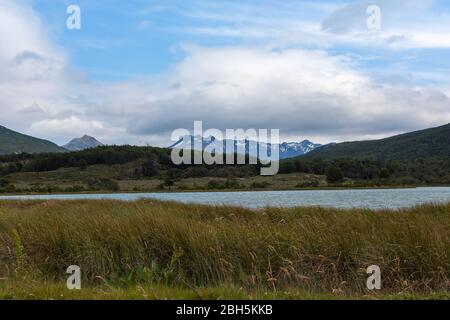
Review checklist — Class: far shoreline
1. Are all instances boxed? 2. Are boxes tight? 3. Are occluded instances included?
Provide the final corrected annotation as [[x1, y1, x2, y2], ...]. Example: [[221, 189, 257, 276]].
[[1, 184, 449, 198]]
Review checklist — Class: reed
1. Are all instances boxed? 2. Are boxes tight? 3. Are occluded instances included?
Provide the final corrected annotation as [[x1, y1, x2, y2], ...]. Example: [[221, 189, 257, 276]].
[[0, 200, 448, 298]]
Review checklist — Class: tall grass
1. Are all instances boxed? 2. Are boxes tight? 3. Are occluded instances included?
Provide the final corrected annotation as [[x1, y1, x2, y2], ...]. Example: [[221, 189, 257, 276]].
[[0, 200, 448, 296]]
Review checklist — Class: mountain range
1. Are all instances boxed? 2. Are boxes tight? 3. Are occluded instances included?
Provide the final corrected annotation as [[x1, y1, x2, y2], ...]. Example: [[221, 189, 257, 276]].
[[279, 140, 322, 159], [170, 135, 322, 159], [0, 126, 104, 155], [1, 123, 450, 161]]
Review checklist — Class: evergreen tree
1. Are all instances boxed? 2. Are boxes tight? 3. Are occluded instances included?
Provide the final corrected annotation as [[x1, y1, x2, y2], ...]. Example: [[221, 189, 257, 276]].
[[326, 166, 344, 183]]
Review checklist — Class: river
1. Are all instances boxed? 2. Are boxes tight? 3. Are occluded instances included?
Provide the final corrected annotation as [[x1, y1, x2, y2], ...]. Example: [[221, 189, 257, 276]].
[[1, 187, 450, 209]]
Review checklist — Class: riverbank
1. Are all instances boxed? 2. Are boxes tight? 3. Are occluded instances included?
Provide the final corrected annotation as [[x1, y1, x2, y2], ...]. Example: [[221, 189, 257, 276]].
[[0, 199, 448, 300], [1, 187, 450, 210], [4, 168, 441, 195], [0, 184, 421, 196]]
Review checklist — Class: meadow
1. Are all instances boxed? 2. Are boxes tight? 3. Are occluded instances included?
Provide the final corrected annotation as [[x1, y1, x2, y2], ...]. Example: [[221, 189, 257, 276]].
[[0, 199, 448, 300]]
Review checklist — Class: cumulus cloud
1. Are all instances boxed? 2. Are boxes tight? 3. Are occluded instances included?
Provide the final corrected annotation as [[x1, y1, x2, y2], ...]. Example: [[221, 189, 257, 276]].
[[0, 0, 124, 144], [118, 46, 450, 143], [0, 0, 449, 147], [0, 1, 71, 134]]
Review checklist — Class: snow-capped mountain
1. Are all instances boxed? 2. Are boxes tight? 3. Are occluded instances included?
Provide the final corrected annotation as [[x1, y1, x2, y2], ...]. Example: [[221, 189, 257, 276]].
[[63, 135, 104, 151], [279, 140, 322, 159], [169, 135, 217, 150], [170, 136, 321, 160]]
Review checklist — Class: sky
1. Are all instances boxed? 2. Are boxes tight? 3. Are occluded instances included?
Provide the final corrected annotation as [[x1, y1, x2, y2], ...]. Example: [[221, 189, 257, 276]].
[[1, 0, 450, 146]]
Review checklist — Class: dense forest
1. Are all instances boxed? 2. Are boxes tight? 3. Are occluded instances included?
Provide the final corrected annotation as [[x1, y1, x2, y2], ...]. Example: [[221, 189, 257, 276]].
[[279, 157, 450, 185], [0, 144, 449, 193], [0, 146, 260, 179], [1, 123, 450, 192], [305, 123, 450, 161]]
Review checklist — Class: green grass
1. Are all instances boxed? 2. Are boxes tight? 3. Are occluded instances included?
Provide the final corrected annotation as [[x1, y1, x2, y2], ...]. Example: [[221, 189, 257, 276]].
[[0, 280, 448, 300], [2, 168, 424, 194], [0, 200, 448, 300]]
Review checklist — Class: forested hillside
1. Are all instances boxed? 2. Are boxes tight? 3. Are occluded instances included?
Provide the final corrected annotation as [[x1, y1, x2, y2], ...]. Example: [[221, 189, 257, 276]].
[[1, 123, 450, 193], [0, 125, 66, 155], [304, 123, 450, 160]]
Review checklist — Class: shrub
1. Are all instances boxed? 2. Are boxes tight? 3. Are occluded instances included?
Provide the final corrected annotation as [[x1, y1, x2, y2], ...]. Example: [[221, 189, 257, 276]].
[[88, 178, 120, 192], [326, 166, 344, 183]]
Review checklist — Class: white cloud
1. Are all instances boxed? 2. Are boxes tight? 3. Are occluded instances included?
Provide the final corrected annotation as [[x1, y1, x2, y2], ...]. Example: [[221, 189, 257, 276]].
[[160, 0, 450, 50], [120, 46, 450, 143], [0, 1, 125, 145], [29, 116, 103, 137], [319, 0, 450, 49], [0, 0, 450, 148]]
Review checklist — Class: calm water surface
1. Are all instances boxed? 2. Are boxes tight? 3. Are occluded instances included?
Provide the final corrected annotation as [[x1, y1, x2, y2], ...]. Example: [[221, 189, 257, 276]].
[[1, 187, 450, 209]]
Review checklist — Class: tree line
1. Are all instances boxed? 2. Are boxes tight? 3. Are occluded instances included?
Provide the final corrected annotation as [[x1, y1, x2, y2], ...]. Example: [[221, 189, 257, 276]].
[[280, 157, 450, 185], [1, 146, 449, 185]]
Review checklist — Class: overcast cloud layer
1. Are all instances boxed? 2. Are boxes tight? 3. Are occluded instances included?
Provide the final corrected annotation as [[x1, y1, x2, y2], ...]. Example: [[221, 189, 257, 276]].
[[0, 0, 449, 146]]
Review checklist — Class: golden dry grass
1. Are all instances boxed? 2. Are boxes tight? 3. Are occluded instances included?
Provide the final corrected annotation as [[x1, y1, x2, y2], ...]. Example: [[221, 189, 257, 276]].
[[0, 199, 448, 299]]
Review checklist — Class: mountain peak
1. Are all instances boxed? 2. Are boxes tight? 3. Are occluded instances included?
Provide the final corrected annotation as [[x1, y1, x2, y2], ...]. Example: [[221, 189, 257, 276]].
[[63, 135, 104, 151], [170, 135, 321, 160]]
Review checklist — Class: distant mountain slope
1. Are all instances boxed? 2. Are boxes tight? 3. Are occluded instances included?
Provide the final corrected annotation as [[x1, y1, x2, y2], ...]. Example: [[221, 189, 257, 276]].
[[279, 140, 322, 159], [304, 123, 450, 160], [170, 136, 321, 160], [63, 135, 104, 151], [0, 125, 66, 155]]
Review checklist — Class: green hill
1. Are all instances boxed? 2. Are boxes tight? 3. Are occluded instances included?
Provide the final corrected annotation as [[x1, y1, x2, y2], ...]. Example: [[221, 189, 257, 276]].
[[304, 123, 450, 160], [0, 125, 66, 155]]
